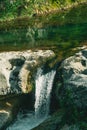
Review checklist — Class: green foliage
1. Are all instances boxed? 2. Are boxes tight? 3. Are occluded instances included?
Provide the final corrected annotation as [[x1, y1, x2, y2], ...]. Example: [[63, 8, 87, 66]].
[[51, 0, 84, 4], [0, 0, 86, 20], [79, 122, 87, 130]]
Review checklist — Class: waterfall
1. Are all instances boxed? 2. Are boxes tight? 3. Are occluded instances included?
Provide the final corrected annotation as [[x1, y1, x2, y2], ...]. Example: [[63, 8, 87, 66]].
[[35, 67, 56, 119], [7, 67, 56, 130]]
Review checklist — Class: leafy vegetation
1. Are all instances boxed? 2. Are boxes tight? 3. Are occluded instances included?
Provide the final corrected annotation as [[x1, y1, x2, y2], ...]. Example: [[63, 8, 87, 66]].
[[0, 1, 87, 31], [0, 0, 86, 20]]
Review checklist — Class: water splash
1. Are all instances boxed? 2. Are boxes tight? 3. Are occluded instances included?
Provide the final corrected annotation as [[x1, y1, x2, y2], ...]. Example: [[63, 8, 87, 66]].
[[7, 67, 56, 130]]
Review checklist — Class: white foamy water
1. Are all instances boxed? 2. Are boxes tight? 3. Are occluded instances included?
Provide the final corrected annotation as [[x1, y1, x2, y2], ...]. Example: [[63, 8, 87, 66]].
[[7, 67, 56, 130], [35, 67, 56, 119]]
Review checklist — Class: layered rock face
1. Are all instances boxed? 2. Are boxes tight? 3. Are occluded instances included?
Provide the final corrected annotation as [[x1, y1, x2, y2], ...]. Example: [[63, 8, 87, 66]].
[[0, 50, 55, 96]]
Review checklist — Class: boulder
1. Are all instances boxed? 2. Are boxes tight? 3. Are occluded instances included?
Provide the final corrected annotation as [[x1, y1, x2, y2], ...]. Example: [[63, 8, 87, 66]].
[[61, 50, 87, 110], [53, 49, 87, 126], [0, 50, 55, 96]]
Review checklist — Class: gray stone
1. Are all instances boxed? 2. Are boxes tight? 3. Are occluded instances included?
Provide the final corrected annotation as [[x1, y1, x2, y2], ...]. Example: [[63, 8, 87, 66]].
[[0, 50, 55, 96], [61, 49, 87, 110], [0, 72, 8, 95]]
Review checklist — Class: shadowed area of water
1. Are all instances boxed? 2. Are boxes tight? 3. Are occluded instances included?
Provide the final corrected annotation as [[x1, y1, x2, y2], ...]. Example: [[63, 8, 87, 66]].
[[0, 23, 87, 51]]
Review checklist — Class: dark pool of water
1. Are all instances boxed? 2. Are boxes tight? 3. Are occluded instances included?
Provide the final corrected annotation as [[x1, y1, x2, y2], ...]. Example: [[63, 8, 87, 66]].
[[0, 23, 87, 51]]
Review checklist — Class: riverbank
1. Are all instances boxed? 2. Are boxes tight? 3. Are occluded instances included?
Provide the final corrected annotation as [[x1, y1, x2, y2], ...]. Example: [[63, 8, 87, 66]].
[[0, 2, 87, 31]]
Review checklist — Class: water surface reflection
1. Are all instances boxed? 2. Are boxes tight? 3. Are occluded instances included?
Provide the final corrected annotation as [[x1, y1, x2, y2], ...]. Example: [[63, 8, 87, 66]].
[[0, 23, 87, 51]]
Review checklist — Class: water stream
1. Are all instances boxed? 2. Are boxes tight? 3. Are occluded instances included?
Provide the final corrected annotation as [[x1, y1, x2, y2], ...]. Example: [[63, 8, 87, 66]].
[[7, 67, 56, 130], [35, 67, 56, 119]]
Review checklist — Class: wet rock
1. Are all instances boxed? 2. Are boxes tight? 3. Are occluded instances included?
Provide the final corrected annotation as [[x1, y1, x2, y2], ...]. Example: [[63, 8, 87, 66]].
[[61, 49, 87, 110], [0, 109, 11, 130], [0, 72, 7, 95], [60, 124, 80, 130], [56, 49, 87, 124], [32, 110, 64, 130], [0, 50, 55, 96], [0, 95, 24, 130]]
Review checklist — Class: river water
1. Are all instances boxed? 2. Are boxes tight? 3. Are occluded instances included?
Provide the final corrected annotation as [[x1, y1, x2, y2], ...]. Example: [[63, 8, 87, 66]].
[[0, 23, 87, 51]]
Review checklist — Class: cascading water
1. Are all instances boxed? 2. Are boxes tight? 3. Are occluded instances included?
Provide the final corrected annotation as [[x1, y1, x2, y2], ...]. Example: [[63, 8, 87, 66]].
[[35, 67, 56, 119], [7, 67, 56, 130]]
